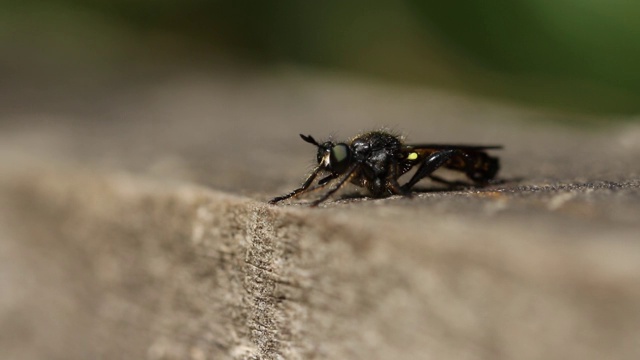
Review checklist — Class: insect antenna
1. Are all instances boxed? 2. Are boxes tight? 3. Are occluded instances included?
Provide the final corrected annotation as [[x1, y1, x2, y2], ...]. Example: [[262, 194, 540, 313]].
[[300, 134, 320, 146]]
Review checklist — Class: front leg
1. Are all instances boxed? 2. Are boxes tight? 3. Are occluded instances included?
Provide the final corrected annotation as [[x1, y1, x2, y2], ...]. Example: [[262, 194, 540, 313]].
[[317, 174, 337, 186], [269, 166, 322, 204], [310, 165, 359, 206]]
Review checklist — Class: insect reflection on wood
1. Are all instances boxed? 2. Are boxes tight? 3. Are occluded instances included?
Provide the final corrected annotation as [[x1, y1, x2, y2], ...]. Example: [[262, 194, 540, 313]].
[[269, 130, 502, 206]]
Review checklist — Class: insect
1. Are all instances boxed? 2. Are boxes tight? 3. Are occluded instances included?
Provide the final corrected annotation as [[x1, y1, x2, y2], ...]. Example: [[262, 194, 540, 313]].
[[269, 130, 501, 206]]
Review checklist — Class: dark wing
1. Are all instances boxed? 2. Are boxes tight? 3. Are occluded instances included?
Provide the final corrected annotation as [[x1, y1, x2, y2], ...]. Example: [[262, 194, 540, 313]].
[[405, 144, 502, 150], [399, 144, 502, 180]]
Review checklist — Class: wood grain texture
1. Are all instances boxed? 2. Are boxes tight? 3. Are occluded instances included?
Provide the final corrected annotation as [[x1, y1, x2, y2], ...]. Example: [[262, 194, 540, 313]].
[[2, 70, 640, 359]]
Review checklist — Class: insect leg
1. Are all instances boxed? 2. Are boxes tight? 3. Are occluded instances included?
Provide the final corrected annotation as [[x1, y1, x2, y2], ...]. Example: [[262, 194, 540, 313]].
[[310, 165, 359, 206], [317, 174, 337, 186], [387, 162, 410, 196], [388, 178, 408, 196], [303, 174, 338, 194], [269, 166, 322, 204], [401, 150, 461, 191]]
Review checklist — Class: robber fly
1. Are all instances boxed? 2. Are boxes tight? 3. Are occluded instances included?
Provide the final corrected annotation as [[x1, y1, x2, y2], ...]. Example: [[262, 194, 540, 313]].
[[269, 130, 501, 206]]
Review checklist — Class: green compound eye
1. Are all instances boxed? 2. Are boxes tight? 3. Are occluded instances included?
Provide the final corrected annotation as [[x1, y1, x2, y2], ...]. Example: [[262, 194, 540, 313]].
[[328, 143, 351, 173], [331, 144, 349, 163]]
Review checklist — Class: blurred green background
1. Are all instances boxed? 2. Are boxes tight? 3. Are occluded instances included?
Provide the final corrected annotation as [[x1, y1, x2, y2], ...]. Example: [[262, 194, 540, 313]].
[[3, 0, 640, 115]]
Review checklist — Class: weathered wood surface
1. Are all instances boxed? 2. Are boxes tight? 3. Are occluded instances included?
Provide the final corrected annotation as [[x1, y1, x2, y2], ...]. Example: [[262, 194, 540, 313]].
[[1, 71, 640, 359]]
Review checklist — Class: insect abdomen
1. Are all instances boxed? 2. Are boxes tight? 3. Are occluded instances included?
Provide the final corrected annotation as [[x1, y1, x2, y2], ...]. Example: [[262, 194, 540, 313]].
[[445, 151, 500, 182]]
